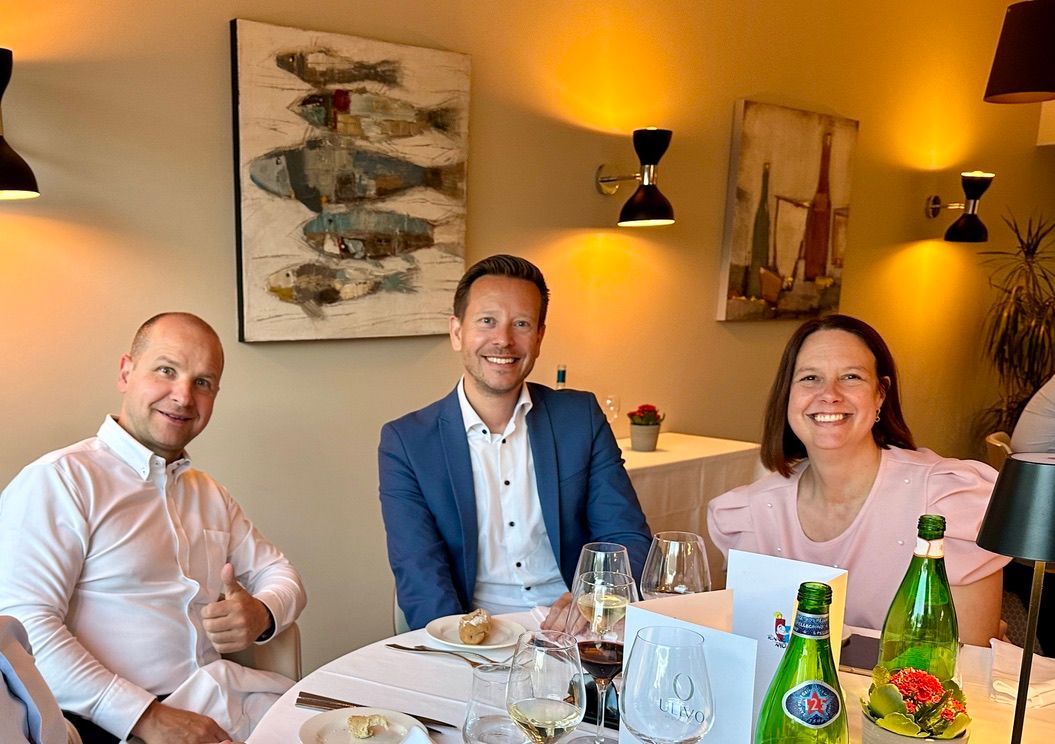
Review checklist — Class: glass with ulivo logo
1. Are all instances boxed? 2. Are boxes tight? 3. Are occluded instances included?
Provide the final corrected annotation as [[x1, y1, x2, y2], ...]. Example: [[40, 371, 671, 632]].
[[878, 514, 960, 682], [755, 581, 848, 743]]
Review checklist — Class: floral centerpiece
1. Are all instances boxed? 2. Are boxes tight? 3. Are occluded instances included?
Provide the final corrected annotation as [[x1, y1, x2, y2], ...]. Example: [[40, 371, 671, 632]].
[[627, 404, 664, 451], [862, 666, 970, 740], [627, 404, 665, 426]]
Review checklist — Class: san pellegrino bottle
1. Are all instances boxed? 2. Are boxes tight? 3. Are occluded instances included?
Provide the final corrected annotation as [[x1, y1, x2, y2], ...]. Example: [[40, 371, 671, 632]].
[[755, 582, 847, 743], [878, 514, 959, 681]]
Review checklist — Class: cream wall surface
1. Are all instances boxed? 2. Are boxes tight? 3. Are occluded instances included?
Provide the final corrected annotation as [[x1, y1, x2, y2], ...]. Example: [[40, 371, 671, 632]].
[[1, 0, 1053, 672]]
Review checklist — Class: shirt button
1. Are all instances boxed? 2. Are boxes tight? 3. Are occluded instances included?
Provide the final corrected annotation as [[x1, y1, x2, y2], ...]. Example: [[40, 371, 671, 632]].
[[525, 586, 532, 591], [509, 521, 515, 527], [897, 539, 905, 545], [776, 547, 783, 552], [904, 478, 910, 484], [504, 480, 510, 486], [766, 503, 773, 508], [482, 430, 488, 435], [516, 561, 522, 568], [502, 439, 507, 444]]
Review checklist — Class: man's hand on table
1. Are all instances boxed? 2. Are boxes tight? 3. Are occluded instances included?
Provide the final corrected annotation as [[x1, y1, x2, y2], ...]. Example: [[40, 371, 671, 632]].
[[130, 700, 230, 743], [540, 592, 587, 635], [201, 562, 270, 653]]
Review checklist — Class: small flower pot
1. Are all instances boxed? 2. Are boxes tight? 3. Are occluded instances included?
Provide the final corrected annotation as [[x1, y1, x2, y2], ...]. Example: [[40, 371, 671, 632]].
[[630, 424, 661, 452], [861, 712, 968, 743]]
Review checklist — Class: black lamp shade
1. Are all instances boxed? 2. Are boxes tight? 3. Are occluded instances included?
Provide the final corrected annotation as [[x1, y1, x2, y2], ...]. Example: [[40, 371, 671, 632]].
[[961, 172, 994, 201], [984, 0, 1055, 103], [977, 453, 1055, 562], [943, 214, 988, 242], [618, 184, 674, 227], [0, 48, 39, 200], [632, 128, 672, 166]]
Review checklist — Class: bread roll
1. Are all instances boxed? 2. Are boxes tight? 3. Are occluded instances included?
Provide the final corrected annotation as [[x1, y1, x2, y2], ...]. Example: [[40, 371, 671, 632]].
[[458, 607, 492, 645], [347, 714, 387, 738]]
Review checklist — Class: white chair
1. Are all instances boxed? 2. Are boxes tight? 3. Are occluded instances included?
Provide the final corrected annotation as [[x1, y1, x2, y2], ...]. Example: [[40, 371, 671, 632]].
[[985, 431, 1013, 471], [393, 593, 410, 635], [224, 621, 302, 681]]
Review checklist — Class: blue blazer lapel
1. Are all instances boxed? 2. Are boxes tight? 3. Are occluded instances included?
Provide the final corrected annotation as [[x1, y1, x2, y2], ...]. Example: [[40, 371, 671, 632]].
[[527, 384, 562, 569], [438, 387, 479, 595]]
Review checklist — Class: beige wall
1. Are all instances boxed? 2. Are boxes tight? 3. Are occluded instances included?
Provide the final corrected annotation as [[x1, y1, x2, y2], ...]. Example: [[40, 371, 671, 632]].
[[2, 0, 1053, 671]]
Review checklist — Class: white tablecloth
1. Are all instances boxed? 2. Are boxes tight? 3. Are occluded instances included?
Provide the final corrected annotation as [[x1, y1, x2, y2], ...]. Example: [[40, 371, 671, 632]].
[[617, 432, 766, 585], [247, 613, 1055, 743]]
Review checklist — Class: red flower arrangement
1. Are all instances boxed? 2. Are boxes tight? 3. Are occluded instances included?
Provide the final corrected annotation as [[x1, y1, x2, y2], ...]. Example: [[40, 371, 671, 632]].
[[862, 666, 970, 739], [627, 404, 665, 426]]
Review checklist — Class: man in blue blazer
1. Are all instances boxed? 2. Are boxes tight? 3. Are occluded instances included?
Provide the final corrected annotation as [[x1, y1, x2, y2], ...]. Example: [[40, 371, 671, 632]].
[[379, 255, 651, 630]]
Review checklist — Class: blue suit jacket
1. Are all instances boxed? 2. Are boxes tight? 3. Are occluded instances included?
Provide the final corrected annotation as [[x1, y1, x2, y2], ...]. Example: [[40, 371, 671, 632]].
[[379, 383, 652, 629]]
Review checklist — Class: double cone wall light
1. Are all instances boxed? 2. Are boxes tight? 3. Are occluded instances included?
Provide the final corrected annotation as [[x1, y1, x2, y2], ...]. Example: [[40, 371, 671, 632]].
[[0, 48, 39, 200], [925, 171, 995, 243], [595, 127, 674, 227]]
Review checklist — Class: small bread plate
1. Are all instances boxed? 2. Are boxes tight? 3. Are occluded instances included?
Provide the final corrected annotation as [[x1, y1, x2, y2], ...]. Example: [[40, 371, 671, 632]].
[[299, 706, 427, 744], [425, 614, 527, 650]]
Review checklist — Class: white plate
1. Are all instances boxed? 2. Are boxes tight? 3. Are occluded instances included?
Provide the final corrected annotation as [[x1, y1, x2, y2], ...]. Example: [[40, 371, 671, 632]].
[[425, 614, 527, 650], [298, 707, 427, 744]]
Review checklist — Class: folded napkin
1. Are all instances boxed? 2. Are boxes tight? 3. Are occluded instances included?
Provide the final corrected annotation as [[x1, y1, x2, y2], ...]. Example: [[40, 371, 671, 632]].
[[990, 638, 1055, 707], [404, 724, 435, 744]]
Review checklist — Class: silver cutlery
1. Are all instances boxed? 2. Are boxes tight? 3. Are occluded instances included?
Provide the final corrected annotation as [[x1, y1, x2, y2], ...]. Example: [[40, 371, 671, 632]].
[[295, 691, 456, 731], [385, 642, 490, 667]]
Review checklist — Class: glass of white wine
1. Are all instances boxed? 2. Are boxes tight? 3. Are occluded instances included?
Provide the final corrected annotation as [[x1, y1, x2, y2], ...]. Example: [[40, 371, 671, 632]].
[[506, 630, 586, 744], [620, 626, 714, 744], [565, 571, 634, 744], [639, 531, 711, 600]]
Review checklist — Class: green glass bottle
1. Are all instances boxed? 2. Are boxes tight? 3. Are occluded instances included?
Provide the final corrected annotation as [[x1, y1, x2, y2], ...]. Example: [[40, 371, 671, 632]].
[[755, 582, 848, 744], [878, 514, 959, 680]]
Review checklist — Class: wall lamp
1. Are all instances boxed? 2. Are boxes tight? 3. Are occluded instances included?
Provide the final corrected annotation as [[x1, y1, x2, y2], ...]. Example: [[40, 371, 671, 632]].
[[984, 0, 1055, 103], [595, 127, 674, 227], [925, 171, 995, 243], [0, 48, 40, 200]]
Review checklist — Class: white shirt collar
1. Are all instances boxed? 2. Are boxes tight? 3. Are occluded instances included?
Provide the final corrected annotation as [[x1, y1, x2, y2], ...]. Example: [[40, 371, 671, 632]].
[[456, 378, 533, 435], [97, 415, 191, 479]]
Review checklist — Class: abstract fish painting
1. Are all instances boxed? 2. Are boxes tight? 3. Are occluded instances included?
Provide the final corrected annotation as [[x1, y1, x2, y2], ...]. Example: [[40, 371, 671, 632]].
[[231, 19, 469, 341]]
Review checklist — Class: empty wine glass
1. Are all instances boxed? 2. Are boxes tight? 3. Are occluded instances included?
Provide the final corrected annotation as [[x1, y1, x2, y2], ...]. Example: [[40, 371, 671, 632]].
[[639, 532, 711, 600], [620, 626, 715, 744], [602, 394, 621, 425], [506, 630, 586, 744], [574, 542, 640, 601], [565, 571, 634, 744], [464, 663, 529, 744]]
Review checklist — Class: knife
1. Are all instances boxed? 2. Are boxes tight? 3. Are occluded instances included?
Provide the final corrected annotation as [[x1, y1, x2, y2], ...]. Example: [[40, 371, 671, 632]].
[[295, 692, 458, 730]]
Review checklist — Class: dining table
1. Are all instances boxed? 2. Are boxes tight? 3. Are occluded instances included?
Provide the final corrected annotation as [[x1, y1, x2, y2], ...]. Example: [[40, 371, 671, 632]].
[[616, 432, 766, 586], [246, 612, 1055, 743]]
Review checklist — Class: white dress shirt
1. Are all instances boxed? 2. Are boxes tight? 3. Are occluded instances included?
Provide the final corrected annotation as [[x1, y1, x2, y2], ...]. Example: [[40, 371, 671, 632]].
[[458, 380, 566, 614], [0, 416, 306, 740]]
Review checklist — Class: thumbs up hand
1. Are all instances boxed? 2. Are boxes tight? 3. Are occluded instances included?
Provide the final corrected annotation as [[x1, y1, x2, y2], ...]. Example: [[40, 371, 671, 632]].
[[201, 563, 270, 654]]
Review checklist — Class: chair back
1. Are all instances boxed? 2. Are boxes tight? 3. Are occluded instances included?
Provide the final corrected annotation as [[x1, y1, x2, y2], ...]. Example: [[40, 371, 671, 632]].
[[985, 431, 1013, 471], [393, 592, 410, 635], [224, 621, 302, 681]]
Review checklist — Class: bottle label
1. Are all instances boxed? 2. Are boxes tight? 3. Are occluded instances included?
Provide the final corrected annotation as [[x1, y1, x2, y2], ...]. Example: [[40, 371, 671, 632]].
[[780, 680, 841, 729], [915, 537, 945, 558], [792, 611, 829, 639]]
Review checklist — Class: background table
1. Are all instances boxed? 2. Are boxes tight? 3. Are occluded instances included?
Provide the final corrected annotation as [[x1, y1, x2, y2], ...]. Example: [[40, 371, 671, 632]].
[[248, 614, 1055, 743], [617, 432, 766, 586]]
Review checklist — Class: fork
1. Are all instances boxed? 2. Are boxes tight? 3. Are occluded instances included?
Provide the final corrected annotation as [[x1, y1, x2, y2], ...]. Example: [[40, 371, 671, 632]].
[[295, 691, 455, 732], [385, 643, 489, 666]]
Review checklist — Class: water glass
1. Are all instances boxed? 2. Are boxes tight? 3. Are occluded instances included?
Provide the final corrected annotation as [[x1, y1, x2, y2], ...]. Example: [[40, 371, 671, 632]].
[[639, 532, 711, 600], [620, 626, 715, 744], [464, 663, 529, 744], [602, 394, 621, 425]]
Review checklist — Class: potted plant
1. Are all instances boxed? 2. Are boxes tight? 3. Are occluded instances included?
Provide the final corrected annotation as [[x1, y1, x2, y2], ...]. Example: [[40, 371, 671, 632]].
[[627, 404, 664, 452], [861, 666, 970, 742], [977, 213, 1055, 436]]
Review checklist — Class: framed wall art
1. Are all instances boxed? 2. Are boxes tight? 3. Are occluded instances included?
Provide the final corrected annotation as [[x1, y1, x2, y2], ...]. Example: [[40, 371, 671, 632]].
[[231, 19, 470, 341], [717, 100, 858, 321]]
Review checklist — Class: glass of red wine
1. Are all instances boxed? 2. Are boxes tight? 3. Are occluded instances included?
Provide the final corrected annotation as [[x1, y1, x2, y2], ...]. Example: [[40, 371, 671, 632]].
[[565, 570, 634, 744]]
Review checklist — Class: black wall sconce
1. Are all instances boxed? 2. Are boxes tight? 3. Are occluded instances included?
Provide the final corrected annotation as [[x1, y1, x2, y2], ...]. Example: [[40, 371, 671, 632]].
[[0, 48, 39, 200], [595, 128, 674, 227], [925, 171, 995, 242]]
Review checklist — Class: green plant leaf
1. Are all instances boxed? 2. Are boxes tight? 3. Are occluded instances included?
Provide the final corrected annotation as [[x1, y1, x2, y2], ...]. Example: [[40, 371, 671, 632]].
[[877, 712, 923, 736], [868, 683, 908, 718], [936, 713, 971, 739]]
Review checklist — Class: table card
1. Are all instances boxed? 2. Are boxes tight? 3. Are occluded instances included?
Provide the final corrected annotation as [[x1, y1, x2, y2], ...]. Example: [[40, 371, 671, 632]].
[[620, 590, 756, 744], [726, 549, 848, 724]]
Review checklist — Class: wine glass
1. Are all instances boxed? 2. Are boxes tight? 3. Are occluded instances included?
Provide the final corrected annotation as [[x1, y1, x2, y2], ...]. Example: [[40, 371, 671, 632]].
[[464, 663, 529, 744], [565, 571, 635, 744], [602, 394, 621, 425], [620, 626, 715, 744], [574, 542, 640, 601], [639, 531, 711, 600], [506, 630, 586, 744]]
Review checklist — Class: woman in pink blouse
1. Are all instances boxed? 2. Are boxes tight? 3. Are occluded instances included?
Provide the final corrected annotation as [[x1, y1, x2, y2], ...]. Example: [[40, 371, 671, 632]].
[[707, 315, 1007, 645]]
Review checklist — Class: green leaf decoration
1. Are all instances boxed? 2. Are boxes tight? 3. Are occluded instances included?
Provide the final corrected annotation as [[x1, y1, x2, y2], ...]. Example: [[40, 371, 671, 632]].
[[943, 679, 968, 704], [877, 712, 923, 736], [869, 683, 909, 718], [937, 713, 971, 739], [872, 666, 892, 687]]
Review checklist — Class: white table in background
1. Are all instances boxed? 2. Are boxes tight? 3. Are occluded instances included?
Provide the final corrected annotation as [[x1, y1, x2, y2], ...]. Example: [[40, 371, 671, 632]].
[[247, 613, 1055, 743], [617, 432, 765, 584]]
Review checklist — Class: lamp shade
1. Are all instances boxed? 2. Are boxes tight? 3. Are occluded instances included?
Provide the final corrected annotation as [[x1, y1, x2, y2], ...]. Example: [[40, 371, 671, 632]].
[[618, 184, 674, 227], [632, 127, 672, 165], [984, 0, 1055, 103], [977, 453, 1055, 561], [0, 48, 39, 200]]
